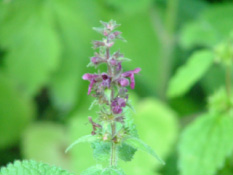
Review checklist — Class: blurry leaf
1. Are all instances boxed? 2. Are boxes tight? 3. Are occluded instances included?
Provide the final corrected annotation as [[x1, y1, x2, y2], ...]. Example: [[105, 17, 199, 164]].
[[66, 135, 98, 153], [0, 160, 73, 175], [178, 113, 233, 175], [49, 0, 97, 110], [178, 0, 208, 20], [124, 136, 165, 164], [0, 74, 34, 149], [120, 98, 178, 175], [113, 12, 161, 96], [0, 1, 61, 95], [200, 64, 225, 94], [81, 165, 102, 175], [101, 168, 125, 175], [167, 50, 214, 98], [118, 143, 137, 162], [180, 22, 217, 49], [21, 122, 71, 170], [106, 0, 152, 14], [81, 166, 125, 175], [208, 88, 233, 114], [180, 3, 233, 49], [68, 112, 96, 174]]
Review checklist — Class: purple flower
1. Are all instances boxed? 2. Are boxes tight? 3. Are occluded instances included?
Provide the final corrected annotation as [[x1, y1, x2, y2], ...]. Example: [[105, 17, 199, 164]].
[[121, 68, 141, 89], [118, 78, 129, 87], [101, 73, 111, 88], [111, 97, 126, 114], [82, 73, 99, 95]]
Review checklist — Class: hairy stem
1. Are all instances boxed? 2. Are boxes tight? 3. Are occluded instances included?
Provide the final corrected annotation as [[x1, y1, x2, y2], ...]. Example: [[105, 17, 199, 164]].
[[106, 43, 117, 167]]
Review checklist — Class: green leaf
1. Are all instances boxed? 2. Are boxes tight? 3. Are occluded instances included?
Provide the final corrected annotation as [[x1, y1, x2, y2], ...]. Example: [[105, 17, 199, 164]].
[[180, 3, 233, 49], [167, 50, 214, 98], [81, 165, 102, 175], [91, 141, 111, 163], [119, 98, 178, 175], [0, 74, 34, 149], [49, 0, 96, 110], [124, 136, 165, 165], [178, 113, 233, 175], [118, 143, 137, 162], [21, 122, 71, 170], [81, 166, 125, 175], [101, 168, 125, 175], [0, 1, 61, 96], [107, 0, 152, 14], [66, 135, 98, 153], [0, 160, 73, 175]]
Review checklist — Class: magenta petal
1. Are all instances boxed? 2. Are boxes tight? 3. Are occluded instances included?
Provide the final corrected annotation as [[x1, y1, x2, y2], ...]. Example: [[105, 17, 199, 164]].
[[133, 68, 141, 74], [88, 80, 95, 95], [82, 73, 90, 80], [119, 78, 129, 87], [129, 74, 135, 89]]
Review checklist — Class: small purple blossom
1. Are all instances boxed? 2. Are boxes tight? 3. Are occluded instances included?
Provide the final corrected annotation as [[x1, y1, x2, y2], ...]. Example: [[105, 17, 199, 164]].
[[82, 73, 99, 95], [83, 20, 141, 141], [101, 73, 111, 88], [118, 78, 129, 87], [111, 97, 126, 114], [121, 68, 141, 89]]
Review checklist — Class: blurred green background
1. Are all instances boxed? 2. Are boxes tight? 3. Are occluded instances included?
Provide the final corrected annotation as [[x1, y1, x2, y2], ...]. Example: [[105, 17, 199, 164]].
[[0, 0, 233, 175]]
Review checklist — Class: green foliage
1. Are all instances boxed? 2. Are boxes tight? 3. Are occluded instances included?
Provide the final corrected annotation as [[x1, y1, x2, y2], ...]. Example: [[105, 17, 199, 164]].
[[81, 165, 125, 175], [208, 88, 233, 114], [101, 168, 125, 175], [180, 3, 233, 49], [215, 35, 233, 66], [0, 160, 73, 175], [92, 141, 111, 163], [167, 50, 214, 98], [178, 113, 233, 175], [0, 1, 61, 96], [66, 135, 98, 153], [106, 0, 152, 14], [117, 143, 136, 162], [0, 74, 34, 149], [124, 136, 165, 165], [81, 165, 103, 175], [120, 98, 178, 175], [21, 122, 70, 170]]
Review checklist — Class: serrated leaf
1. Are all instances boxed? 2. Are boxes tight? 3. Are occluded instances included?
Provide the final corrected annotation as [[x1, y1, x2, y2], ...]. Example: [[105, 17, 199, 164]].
[[91, 141, 111, 163], [81, 165, 102, 175], [66, 135, 98, 153], [167, 50, 214, 98], [124, 136, 165, 165], [118, 143, 137, 162], [0, 74, 34, 149], [0, 160, 73, 175], [178, 113, 233, 175], [21, 122, 70, 170]]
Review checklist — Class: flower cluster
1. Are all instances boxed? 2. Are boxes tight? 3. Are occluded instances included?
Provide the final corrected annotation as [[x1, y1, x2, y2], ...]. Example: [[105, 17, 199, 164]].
[[82, 20, 141, 166]]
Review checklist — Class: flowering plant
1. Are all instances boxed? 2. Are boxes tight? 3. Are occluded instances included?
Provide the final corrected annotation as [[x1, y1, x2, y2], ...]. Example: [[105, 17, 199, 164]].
[[66, 20, 164, 174]]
